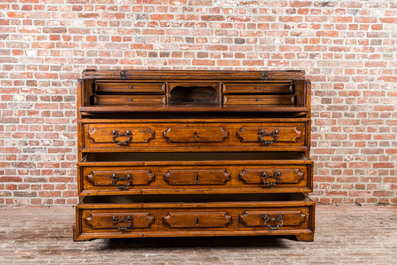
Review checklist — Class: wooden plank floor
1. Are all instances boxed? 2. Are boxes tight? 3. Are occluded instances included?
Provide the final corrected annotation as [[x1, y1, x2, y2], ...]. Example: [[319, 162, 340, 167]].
[[0, 205, 396, 264]]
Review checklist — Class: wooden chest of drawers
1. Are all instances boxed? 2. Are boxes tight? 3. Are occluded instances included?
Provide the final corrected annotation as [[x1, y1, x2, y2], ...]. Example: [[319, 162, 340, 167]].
[[73, 70, 315, 242]]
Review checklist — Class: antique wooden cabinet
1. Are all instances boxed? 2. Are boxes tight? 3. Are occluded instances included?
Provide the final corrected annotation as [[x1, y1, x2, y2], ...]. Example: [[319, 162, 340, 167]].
[[73, 70, 315, 241]]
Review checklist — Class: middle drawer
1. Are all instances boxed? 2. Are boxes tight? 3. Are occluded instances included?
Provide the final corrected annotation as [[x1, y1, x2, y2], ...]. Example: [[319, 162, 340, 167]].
[[78, 152, 313, 196]]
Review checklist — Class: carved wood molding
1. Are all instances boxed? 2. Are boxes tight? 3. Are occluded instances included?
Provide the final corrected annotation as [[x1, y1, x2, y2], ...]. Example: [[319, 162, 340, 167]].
[[163, 169, 231, 185], [85, 212, 155, 230], [236, 126, 302, 143], [162, 127, 229, 143], [163, 212, 232, 228], [239, 211, 306, 227], [238, 168, 305, 185], [86, 170, 155, 187], [88, 127, 155, 144]]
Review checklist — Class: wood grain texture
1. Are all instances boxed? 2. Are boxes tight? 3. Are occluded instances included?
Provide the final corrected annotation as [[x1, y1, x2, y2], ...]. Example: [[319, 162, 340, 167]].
[[85, 212, 155, 230], [240, 210, 307, 227], [163, 169, 231, 185], [163, 212, 232, 228]]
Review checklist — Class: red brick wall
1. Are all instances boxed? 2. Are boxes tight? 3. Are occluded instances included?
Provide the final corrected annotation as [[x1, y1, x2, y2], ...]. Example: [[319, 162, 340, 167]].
[[1, 0, 396, 205]]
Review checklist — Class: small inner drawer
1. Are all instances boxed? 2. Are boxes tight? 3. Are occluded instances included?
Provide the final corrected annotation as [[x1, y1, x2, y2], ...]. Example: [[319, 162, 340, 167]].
[[223, 82, 293, 94], [95, 81, 166, 94], [94, 95, 165, 105], [223, 95, 295, 105]]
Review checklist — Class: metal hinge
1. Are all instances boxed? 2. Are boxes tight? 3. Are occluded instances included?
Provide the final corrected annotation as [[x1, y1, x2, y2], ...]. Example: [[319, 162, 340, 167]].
[[120, 70, 127, 80], [82, 69, 96, 74]]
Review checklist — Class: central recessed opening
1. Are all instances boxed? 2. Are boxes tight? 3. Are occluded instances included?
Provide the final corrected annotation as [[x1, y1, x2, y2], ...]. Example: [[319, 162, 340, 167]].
[[169, 85, 218, 105]]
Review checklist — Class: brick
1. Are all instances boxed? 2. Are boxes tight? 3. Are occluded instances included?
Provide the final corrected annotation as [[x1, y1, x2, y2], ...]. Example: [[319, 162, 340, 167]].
[[201, 15, 224, 21], [151, 14, 174, 20], [373, 163, 395, 169]]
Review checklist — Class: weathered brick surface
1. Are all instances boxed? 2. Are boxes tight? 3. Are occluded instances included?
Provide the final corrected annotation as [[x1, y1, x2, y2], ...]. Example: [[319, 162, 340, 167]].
[[0, 205, 396, 264], [0, 0, 396, 205]]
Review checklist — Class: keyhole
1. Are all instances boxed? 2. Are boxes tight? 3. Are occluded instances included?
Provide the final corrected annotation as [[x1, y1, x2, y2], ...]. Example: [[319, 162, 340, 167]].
[[196, 174, 199, 183], [196, 218, 199, 225]]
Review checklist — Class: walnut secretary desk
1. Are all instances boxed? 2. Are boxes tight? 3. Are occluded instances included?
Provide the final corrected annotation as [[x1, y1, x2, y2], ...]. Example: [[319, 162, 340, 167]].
[[73, 70, 315, 242]]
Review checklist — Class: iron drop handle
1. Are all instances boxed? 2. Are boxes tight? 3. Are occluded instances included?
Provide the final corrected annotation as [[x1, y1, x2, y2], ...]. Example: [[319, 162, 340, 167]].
[[260, 171, 281, 188], [112, 130, 132, 145], [112, 173, 132, 190], [112, 216, 133, 232], [263, 214, 283, 230], [258, 129, 279, 144]]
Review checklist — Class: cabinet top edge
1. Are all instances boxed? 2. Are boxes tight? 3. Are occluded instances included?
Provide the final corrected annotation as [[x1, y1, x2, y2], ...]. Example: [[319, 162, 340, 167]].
[[82, 69, 306, 80]]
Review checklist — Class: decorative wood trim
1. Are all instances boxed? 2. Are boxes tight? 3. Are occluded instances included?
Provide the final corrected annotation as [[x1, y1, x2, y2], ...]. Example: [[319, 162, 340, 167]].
[[163, 169, 231, 185], [163, 212, 232, 228], [236, 126, 302, 144], [162, 127, 229, 143], [82, 70, 305, 80], [85, 212, 155, 230], [87, 127, 155, 144], [239, 210, 306, 227]]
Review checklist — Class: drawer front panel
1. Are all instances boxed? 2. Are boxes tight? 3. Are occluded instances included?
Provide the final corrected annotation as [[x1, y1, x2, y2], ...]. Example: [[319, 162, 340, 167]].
[[85, 212, 155, 231], [224, 95, 295, 105], [240, 210, 306, 227], [238, 166, 306, 187], [95, 82, 166, 94], [83, 121, 307, 152], [78, 204, 314, 235], [237, 126, 302, 144], [94, 95, 165, 105], [163, 127, 229, 143], [87, 126, 155, 144], [163, 212, 232, 228], [79, 163, 312, 195], [85, 169, 155, 190], [223, 82, 293, 94], [164, 169, 231, 185]]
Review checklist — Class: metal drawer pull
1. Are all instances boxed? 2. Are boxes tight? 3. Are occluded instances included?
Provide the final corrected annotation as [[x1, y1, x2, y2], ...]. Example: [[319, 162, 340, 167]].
[[263, 214, 283, 230], [112, 173, 132, 190], [112, 216, 133, 231], [260, 171, 281, 187], [258, 129, 279, 144], [112, 130, 132, 145]]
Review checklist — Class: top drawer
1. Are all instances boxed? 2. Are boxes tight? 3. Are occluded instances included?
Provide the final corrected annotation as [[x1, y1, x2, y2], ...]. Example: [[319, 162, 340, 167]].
[[81, 119, 309, 153], [223, 82, 293, 94], [95, 81, 166, 94]]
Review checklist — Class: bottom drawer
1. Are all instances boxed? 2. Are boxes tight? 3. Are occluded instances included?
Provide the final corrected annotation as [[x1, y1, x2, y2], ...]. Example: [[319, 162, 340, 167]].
[[74, 194, 315, 242]]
